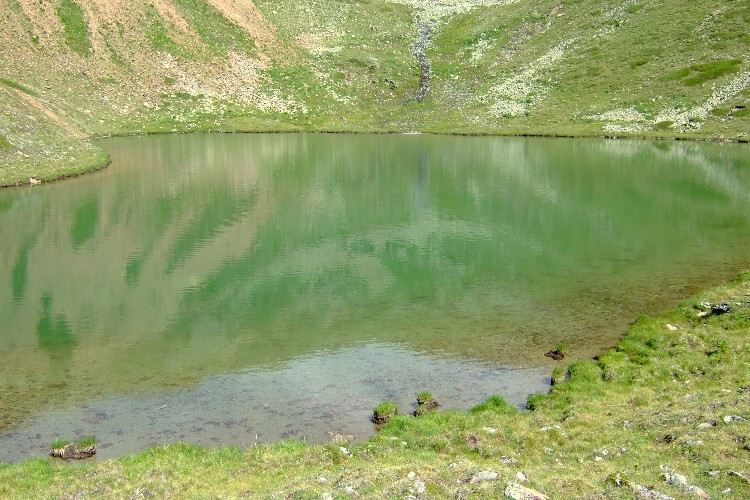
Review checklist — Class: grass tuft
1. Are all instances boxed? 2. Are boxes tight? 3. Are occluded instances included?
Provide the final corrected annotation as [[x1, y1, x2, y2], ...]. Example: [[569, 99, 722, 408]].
[[75, 436, 96, 449], [49, 439, 70, 450], [372, 401, 398, 424]]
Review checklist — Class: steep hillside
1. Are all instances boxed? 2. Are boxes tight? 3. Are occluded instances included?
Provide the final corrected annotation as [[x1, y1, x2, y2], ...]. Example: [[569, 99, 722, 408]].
[[1, 0, 749, 186]]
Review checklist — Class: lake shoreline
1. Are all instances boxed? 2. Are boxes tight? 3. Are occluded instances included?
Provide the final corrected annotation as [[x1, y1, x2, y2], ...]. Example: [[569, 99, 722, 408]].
[[2, 272, 748, 497], [2, 127, 748, 189]]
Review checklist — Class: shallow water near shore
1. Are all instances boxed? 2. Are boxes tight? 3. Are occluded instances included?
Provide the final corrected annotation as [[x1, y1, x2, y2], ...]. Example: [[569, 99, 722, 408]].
[[1, 134, 749, 462]]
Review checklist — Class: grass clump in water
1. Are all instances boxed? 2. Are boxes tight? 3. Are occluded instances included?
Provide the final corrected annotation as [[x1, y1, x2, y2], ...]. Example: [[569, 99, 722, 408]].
[[372, 401, 398, 424], [49, 439, 71, 451], [414, 391, 440, 416], [75, 436, 96, 450]]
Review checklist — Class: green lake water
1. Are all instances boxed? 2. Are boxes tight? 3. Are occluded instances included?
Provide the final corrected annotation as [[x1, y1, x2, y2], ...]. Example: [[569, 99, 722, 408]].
[[1, 134, 749, 461]]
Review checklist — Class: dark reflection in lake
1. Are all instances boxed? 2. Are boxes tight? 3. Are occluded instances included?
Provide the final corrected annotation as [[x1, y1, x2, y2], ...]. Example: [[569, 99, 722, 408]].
[[1, 134, 749, 461]]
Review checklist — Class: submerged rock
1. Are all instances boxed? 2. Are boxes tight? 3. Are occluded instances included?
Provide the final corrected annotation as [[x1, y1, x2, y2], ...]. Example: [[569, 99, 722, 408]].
[[544, 349, 565, 361]]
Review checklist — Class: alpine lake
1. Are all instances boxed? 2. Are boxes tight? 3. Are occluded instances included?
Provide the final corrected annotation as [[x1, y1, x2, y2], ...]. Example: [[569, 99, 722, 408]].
[[1, 133, 749, 462]]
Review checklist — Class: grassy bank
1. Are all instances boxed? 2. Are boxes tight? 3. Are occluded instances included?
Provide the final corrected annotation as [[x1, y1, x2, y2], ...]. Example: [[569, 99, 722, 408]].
[[1, 273, 748, 498]]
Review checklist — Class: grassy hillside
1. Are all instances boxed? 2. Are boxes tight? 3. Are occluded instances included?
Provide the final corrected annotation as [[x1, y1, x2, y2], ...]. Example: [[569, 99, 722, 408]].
[[0, 0, 749, 185], [1, 272, 748, 497]]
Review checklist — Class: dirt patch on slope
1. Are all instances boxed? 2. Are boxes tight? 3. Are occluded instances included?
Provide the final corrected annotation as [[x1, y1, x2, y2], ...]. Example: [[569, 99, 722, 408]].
[[207, 0, 277, 48], [12, 89, 86, 138], [14, 0, 63, 46]]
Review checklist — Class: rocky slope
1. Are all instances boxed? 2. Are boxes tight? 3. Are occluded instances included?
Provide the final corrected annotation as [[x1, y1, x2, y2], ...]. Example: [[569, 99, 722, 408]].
[[1, 0, 749, 185]]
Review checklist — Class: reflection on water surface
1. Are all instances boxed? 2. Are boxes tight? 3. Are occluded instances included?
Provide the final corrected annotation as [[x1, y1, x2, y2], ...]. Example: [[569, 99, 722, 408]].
[[1, 134, 749, 461]]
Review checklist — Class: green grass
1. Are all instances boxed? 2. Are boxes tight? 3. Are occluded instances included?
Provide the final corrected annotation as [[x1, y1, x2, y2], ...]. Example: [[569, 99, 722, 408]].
[[49, 439, 71, 451], [0, 134, 11, 151], [663, 59, 743, 86], [373, 401, 399, 423], [0, 78, 38, 97], [75, 436, 96, 450], [56, 0, 92, 57], [416, 391, 434, 404]]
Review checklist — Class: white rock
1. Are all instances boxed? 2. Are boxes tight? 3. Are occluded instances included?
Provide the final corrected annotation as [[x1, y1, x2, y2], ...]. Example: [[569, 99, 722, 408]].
[[515, 471, 527, 482], [661, 467, 710, 499], [410, 480, 426, 494], [728, 470, 750, 484], [318, 476, 328, 483], [504, 481, 549, 500], [407, 471, 417, 480], [723, 415, 746, 423], [471, 470, 499, 483]]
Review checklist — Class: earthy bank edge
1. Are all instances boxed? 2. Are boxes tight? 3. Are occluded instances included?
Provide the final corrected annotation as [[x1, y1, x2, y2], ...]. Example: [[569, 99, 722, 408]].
[[1, 273, 748, 498], [3, 127, 749, 189]]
